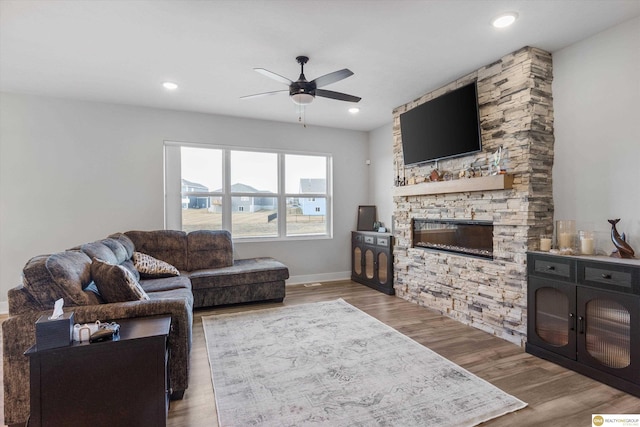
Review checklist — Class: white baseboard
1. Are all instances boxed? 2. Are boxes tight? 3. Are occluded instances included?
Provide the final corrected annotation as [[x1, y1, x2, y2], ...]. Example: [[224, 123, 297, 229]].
[[286, 271, 351, 286]]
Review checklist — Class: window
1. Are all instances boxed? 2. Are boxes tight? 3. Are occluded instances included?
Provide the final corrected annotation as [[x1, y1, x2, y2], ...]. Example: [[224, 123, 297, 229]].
[[285, 154, 327, 237], [179, 147, 222, 232], [165, 143, 331, 240]]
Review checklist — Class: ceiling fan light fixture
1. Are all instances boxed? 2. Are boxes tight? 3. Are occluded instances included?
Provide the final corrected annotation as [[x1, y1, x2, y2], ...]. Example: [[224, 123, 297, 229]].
[[291, 93, 314, 105], [348, 107, 360, 114]]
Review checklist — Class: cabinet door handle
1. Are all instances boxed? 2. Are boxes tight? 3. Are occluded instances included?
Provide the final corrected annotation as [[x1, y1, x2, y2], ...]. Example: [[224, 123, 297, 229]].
[[546, 265, 555, 271], [601, 273, 612, 279], [569, 313, 575, 331], [578, 316, 584, 334]]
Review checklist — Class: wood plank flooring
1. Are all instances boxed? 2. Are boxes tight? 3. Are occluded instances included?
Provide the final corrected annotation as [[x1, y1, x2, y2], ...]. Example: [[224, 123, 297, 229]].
[[2, 280, 638, 426], [167, 280, 640, 427]]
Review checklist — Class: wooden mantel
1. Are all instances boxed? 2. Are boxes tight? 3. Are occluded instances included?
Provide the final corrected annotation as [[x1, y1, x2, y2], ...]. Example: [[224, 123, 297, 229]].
[[393, 174, 514, 197]]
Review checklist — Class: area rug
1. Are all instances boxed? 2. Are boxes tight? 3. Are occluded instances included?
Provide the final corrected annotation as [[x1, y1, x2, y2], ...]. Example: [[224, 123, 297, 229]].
[[202, 299, 526, 426]]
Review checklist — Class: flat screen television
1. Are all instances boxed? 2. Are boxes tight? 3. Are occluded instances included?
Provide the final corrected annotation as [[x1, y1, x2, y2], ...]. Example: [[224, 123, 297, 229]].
[[399, 81, 482, 166]]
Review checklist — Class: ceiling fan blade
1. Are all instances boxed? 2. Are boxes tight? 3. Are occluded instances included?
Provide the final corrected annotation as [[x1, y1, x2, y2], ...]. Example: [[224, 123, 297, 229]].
[[240, 90, 288, 100], [315, 89, 361, 103], [254, 68, 293, 85], [312, 69, 353, 88]]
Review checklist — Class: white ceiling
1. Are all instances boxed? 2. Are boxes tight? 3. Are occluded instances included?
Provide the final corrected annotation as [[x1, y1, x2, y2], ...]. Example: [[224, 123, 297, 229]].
[[1, 1, 639, 132]]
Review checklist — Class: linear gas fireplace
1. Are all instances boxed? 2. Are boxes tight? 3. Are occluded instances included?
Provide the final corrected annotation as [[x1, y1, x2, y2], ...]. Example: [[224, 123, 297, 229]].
[[412, 219, 494, 259]]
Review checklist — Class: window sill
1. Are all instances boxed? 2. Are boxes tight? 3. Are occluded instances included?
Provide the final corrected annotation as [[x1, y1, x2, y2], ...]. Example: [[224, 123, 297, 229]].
[[233, 234, 332, 244]]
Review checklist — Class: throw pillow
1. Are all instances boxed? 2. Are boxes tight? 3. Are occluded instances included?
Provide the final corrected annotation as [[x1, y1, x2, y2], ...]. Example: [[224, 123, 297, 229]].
[[133, 251, 180, 278], [90, 258, 150, 303]]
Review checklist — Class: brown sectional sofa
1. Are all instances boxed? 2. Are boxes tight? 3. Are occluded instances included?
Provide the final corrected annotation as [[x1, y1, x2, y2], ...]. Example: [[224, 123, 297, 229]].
[[3, 229, 289, 426]]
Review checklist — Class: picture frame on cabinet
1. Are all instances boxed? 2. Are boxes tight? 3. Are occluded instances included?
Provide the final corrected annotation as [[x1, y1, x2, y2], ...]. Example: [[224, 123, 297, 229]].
[[356, 205, 376, 231]]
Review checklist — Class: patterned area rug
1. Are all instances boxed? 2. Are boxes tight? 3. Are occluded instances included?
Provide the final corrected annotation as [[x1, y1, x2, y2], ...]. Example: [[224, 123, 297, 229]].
[[202, 299, 526, 426]]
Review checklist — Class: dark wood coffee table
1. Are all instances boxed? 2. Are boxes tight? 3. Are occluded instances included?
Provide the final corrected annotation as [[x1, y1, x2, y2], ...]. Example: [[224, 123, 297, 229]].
[[26, 315, 171, 427]]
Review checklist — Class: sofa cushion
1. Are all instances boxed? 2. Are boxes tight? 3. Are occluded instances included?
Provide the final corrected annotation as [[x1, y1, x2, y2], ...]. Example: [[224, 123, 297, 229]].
[[99, 238, 129, 264], [187, 257, 289, 290], [91, 258, 150, 303], [83, 281, 105, 303], [107, 232, 136, 258], [133, 252, 180, 278], [125, 230, 188, 271], [187, 230, 233, 271], [22, 251, 100, 309], [140, 275, 191, 293], [121, 259, 141, 281], [81, 241, 119, 265]]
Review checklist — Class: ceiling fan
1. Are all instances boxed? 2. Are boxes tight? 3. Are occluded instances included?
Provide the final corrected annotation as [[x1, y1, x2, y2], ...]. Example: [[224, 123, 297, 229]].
[[241, 56, 361, 106]]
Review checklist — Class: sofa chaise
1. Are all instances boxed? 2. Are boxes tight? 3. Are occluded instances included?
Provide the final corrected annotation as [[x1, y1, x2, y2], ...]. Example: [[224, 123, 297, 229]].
[[3, 229, 289, 426]]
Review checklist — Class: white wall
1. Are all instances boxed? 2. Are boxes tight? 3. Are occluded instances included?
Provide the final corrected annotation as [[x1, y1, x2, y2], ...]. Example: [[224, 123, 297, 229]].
[[368, 123, 394, 230], [553, 16, 640, 254], [0, 93, 370, 308]]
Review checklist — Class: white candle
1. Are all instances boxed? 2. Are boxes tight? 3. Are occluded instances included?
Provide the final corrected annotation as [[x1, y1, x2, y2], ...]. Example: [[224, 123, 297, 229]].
[[581, 237, 595, 255], [558, 232, 573, 249], [540, 238, 552, 252]]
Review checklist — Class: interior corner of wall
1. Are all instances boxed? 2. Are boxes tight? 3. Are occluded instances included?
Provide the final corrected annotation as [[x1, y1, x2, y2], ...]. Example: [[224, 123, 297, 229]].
[[0, 300, 8, 315]]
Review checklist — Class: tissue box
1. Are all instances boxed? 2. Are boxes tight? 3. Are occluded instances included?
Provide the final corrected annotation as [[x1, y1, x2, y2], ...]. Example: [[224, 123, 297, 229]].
[[35, 312, 74, 350]]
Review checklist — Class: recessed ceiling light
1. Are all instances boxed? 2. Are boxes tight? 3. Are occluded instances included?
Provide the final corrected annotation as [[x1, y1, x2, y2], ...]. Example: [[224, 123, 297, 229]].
[[492, 12, 518, 28], [348, 107, 360, 114], [162, 81, 178, 90]]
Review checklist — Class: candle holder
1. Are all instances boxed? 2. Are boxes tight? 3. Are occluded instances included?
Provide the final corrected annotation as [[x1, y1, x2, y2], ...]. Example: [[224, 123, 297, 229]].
[[540, 234, 552, 252], [395, 159, 407, 187], [556, 220, 576, 253], [579, 230, 595, 255]]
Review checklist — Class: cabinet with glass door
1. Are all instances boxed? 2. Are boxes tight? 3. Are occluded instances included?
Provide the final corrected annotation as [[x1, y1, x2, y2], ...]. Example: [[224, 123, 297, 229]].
[[351, 231, 394, 295], [527, 253, 640, 396]]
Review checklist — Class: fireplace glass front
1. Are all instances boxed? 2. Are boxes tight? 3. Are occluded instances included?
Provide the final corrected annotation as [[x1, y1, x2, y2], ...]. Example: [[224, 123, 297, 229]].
[[412, 219, 494, 259]]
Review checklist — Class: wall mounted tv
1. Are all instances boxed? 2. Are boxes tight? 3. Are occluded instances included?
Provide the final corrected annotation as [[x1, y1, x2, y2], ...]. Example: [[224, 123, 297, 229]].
[[400, 81, 482, 166]]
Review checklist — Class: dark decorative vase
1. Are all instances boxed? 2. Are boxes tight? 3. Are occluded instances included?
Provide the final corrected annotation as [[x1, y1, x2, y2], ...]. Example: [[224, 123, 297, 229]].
[[608, 219, 635, 259]]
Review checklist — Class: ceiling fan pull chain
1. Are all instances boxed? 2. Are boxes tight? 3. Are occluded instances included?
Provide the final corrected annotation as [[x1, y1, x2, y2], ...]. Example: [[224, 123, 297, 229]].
[[297, 105, 307, 128]]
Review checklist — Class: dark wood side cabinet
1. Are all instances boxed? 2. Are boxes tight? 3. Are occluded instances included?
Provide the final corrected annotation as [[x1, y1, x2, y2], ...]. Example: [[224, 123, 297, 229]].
[[352, 231, 394, 295], [26, 315, 171, 427], [526, 252, 640, 396]]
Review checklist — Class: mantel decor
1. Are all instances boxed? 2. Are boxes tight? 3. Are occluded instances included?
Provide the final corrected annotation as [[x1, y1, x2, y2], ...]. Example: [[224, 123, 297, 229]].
[[393, 174, 513, 197]]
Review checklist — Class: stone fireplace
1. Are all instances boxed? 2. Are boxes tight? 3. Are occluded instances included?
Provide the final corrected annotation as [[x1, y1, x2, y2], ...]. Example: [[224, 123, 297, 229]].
[[392, 47, 555, 346]]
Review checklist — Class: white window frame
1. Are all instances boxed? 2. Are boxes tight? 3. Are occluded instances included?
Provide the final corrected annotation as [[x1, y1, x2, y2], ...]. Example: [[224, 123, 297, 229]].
[[164, 141, 333, 241]]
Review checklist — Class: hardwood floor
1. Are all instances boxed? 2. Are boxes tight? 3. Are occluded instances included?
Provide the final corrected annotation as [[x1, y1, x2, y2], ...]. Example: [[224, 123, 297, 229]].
[[167, 280, 640, 427], [2, 281, 638, 426]]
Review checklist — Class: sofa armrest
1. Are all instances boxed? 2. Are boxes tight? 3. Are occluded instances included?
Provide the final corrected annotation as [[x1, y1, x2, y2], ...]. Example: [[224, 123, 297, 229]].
[[3, 299, 192, 426]]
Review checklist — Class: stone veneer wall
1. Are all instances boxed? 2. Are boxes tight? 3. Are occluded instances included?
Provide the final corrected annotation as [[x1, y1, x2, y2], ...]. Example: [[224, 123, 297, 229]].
[[392, 47, 554, 346]]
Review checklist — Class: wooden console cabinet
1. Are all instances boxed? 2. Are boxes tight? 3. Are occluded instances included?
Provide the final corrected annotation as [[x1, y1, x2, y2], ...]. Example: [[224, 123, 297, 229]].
[[26, 316, 171, 427], [526, 252, 640, 396], [352, 231, 394, 295]]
